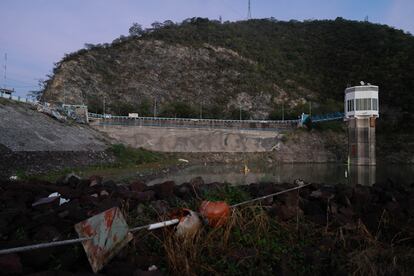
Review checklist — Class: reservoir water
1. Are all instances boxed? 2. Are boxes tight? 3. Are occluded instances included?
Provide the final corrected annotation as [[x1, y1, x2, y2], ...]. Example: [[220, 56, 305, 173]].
[[148, 163, 414, 186]]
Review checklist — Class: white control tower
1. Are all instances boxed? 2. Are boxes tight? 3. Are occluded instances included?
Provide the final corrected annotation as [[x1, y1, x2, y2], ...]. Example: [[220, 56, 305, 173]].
[[344, 83, 379, 165]]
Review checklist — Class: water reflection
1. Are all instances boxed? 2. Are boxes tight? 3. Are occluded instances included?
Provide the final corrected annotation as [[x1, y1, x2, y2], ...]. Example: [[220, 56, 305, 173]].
[[347, 165, 376, 186], [148, 163, 414, 186]]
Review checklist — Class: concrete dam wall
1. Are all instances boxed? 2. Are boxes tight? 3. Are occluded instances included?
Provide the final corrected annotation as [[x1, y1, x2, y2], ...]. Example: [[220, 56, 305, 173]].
[[91, 124, 283, 152]]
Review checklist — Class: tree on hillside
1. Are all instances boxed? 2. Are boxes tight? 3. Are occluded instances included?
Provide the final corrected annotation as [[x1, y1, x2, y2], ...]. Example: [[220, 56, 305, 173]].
[[129, 23, 145, 36], [151, 21, 163, 29], [28, 79, 47, 101]]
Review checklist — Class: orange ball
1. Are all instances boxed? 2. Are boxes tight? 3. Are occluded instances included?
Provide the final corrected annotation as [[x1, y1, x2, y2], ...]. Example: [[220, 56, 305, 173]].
[[199, 201, 230, 227]]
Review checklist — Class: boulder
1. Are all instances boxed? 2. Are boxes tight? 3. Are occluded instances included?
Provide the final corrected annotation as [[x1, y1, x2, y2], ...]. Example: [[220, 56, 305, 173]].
[[64, 173, 81, 188], [153, 181, 175, 200], [88, 175, 103, 187], [130, 181, 147, 193], [269, 202, 302, 221], [131, 191, 155, 203]]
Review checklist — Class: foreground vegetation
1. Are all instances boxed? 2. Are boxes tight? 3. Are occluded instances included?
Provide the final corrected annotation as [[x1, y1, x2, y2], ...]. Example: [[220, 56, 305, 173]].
[[127, 184, 414, 275]]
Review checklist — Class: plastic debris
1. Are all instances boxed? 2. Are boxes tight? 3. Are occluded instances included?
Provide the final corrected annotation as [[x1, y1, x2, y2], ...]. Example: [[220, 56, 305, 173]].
[[148, 265, 158, 271], [9, 175, 18, 181], [48, 192, 70, 206], [178, 158, 189, 163], [241, 164, 250, 175], [293, 179, 305, 186], [32, 196, 59, 207], [199, 201, 230, 227], [173, 208, 201, 238]]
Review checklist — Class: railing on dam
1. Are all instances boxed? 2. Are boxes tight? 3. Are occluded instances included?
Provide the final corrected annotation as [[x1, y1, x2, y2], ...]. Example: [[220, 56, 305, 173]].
[[88, 112, 299, 131], [0, 92, 38, 104]]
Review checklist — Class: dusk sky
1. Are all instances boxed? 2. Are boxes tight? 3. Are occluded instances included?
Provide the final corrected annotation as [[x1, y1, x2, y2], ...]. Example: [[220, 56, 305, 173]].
[[1, 0, 413, 97]]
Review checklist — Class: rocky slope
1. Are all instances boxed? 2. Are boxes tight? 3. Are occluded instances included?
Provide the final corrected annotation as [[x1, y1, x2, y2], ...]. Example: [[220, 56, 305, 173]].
[[0, 99, 113, 178], [43, 40, 284, 120], [1, 177, 413, 275], [0, 99, 108, 152]]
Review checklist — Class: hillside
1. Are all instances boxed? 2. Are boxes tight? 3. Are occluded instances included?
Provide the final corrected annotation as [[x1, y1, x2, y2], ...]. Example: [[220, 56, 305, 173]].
[[42, 18, 414, 132]]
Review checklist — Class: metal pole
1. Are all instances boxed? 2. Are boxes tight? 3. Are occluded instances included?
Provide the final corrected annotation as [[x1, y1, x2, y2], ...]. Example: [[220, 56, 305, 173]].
[[130, 219, 179, 232], [153, 98, 157, 117], [0, 237, 92, 255], [231, 183, 311, 208], [0, 218, 180, 255], [239, 105, 242, 121]]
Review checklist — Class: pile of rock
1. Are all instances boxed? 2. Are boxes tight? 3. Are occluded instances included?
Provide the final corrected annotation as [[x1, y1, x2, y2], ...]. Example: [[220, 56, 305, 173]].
[[0, 175, 413, 275]]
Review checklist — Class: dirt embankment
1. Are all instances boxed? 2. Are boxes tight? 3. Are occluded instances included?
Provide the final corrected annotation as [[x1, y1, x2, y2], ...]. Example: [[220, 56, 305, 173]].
[[0, 99, 113, 178]]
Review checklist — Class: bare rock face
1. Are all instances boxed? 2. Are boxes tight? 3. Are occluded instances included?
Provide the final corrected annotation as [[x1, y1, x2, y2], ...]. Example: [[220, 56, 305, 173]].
[[42, 39, 306, 119]]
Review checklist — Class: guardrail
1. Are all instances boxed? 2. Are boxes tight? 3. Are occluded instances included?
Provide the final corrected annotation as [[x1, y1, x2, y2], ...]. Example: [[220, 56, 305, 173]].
[[0, 92, 38, 104], [88, 112, 299, 131], [311, 112, 344, 122], [88, 112, 299, 124]]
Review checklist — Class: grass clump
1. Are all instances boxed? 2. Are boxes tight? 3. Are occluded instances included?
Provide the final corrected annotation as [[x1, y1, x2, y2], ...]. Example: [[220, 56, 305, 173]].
[[202, 184, 250, 206], [160, 205, 310, 275], [108, 144, 162, 166]]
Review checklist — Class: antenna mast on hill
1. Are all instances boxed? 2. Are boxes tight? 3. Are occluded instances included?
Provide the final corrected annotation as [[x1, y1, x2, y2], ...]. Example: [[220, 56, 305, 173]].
[[247, 0, 252, 19], [3, 53, 7, 89]]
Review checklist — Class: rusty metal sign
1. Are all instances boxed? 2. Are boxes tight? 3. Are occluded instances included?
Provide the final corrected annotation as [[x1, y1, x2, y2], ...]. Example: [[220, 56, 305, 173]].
[[74, 207, 133, 273]]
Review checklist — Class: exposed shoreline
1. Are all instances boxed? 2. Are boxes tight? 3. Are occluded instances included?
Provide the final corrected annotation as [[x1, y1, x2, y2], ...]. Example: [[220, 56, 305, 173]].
[[0, 176, 413, 275]]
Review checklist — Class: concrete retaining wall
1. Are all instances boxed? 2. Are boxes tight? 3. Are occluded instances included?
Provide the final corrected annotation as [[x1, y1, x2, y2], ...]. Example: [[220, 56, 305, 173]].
[[92, 124, 282, 152]]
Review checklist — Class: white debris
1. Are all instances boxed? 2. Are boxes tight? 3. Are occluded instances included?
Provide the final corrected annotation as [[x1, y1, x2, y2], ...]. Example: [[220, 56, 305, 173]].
[[175, 210, 201, 238], [178, 158, 189, 163], [148, 265, 158, 271], [9, 175, 18, 181], [100, 190, 109, 196], [48, 192, 70, 206]]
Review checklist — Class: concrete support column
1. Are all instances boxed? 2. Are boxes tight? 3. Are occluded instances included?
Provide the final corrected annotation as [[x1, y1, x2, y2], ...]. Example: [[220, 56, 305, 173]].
[[348, 117, 376, 165]]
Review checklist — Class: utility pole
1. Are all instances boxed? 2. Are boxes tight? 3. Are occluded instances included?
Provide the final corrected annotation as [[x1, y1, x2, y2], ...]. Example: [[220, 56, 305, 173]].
[[200, 102, 203, 119], [282, 102, 285, 121], [309, 101, 312, 116], [153, 97, 157, 117], [239, 105, 242, 120], [103, 96, 106, 116]]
